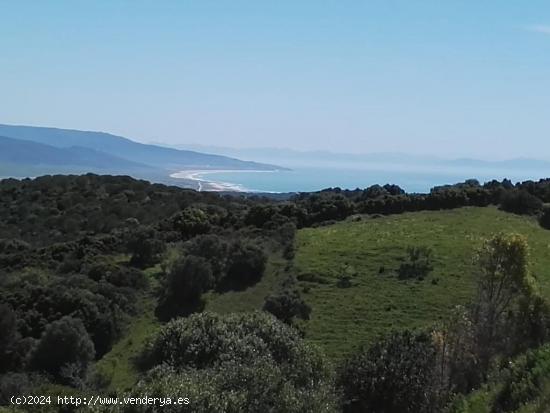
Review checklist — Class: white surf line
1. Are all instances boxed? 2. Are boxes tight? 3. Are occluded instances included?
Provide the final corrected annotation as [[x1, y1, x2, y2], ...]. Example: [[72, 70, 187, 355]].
[[171, 169, 251, 192], [170, 169, 281, 193]]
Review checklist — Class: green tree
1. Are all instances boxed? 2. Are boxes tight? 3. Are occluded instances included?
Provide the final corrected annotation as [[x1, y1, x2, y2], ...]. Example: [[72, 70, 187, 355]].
[[128, 226, 165, 268], [221, 240, 267, 290], [0, 303, 18, 372], [339, 330, 438, 413], [539, 206, 550, 230], [171, 207, 211, 238], [157, 255, 214, 320], [30, 316, 95, 383], [134, 312, 337, 413], [186, 234, 228, 282], [263, 287, 311, 324], [500, 190, 543, 215], [472, 233, 535, 371], [167, 255, 214, 301]]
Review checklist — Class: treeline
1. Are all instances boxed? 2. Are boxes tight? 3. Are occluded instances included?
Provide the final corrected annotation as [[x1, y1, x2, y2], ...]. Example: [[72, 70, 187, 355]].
[[244, 178, 550, 229]]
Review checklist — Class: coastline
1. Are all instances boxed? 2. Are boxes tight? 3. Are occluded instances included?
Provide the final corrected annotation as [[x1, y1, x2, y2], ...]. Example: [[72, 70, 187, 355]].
[[170, 169, 279, 192]]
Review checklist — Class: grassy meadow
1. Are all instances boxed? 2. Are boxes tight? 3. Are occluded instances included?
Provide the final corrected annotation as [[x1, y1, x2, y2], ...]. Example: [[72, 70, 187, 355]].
[[295, 206, 550, 360]]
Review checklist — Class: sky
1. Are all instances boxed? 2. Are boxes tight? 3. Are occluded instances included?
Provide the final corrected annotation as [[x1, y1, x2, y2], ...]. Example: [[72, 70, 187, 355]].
[[1, 1, 549, 160]]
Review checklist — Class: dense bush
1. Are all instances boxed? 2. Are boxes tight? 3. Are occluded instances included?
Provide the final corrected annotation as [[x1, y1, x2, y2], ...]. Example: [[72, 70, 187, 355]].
[[30, 316, 95, 383], [493, 345, 550, 412], [157, 255, 214, 320], [87, 262, 148, 289], [499, 190, 543, 215], [143, 312, 323, 373], [0, 373, 38, 405], [170, 207, 211, 238], [539, 206, 550, 230], [0, 303, 18, 372], [222, 240, 267, 290], [263, 285, 311, 324], [128, 226, 165, 268], [398, 246, 434, 279], [133, 312, 336, 413], [109, 361, 337, 413], [339, 330, 438, 413], [2, 274, 130, 358], [185, 234, 229, 282]]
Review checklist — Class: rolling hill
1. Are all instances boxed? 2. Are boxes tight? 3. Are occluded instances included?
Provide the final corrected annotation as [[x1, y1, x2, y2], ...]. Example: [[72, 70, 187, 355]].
[[293, 207, 550, 360], [0, 124, 284, 182], [0, 135, 154, 171]]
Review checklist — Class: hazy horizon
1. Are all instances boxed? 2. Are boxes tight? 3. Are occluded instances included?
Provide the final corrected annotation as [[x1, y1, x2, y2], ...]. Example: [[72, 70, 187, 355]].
[[1, 1, 550, 160]]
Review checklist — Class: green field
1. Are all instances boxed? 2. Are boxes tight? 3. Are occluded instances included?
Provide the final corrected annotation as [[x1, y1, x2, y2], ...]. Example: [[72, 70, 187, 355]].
[[295, 207, 550, 360]]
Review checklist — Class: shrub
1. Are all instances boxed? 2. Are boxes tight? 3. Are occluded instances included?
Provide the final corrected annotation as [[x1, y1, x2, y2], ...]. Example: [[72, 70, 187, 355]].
[[398, 246, 434, 279], [116, 360, 337, 413], [0, 373, 37, 405], [156, 255, 214, 320], [142, 312, 324, 375], [0, 303, 18, 372], [263, 287, 311, 324], [539, 206, 550, 229], [500, 190, 543, 215], [171, 207, 211, 238], [30, 316, 95, 383], [133, 312, 336, 413], [128, 226, 165, 268], [168, 255, 214, 300], [339, 330, 438, 413], [185, 234, 228, 282], [493, 345, 550, 412], [221, 240, 267, 290]]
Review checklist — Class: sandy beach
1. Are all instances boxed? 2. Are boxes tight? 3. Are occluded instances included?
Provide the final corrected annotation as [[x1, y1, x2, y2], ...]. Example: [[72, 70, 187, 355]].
[[170, 169, 276, 192]]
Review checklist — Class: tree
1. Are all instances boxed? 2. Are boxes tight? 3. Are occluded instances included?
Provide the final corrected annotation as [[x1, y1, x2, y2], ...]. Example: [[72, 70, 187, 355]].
[[136, 312, 337, 413], [128, 226, 165, 268], [186, 234, 228, 282], [472, 233, 535, 371], [263, 287, 311, 324], [157, 255, 214, 320], [245, 204, 277, 228], [167, 255, 214, 301], [539, 206, 550, 230], [339, 330, 438, 413], [222, 240, 267, 290], [30, 316, 95, 383], [0, 303, 18, 372], [500, 190, 543, 215], [364, 184, 390, 199], [171, 207, 211, 238]]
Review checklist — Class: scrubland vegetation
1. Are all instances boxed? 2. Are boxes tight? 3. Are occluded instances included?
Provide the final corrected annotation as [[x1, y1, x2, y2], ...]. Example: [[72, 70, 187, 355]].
[[2, 174, 550, 412]]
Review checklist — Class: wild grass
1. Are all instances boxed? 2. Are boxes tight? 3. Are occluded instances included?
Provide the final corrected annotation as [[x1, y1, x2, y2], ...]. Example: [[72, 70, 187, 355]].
[[295, 207, 550, 360]]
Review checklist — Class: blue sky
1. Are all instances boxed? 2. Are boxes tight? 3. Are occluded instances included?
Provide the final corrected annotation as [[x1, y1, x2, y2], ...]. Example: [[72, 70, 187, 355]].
[[1, 1, 549, 159]]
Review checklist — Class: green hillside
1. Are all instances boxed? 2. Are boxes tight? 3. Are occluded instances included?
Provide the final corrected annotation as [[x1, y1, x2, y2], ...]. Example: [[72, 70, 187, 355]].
[[295, 207, 550, 360]]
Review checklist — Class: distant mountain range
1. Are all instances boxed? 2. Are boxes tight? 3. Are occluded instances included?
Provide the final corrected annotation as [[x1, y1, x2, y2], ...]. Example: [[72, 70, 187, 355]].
[[0, 124, 284, 186], [159, 143, 550, 171]]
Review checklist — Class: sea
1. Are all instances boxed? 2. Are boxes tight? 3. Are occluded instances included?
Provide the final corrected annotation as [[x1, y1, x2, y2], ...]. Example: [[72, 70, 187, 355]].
[[185, 164, 550, 194]]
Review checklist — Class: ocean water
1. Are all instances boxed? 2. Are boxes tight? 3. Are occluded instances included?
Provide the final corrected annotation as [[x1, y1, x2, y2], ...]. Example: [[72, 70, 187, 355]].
[[192, 165, 550, 194]]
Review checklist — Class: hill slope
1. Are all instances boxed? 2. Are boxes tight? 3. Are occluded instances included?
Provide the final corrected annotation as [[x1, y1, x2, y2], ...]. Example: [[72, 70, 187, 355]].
[[294, 207, 550, 360], [0, 135, 155, 172], [0, 124, 283, 171]]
